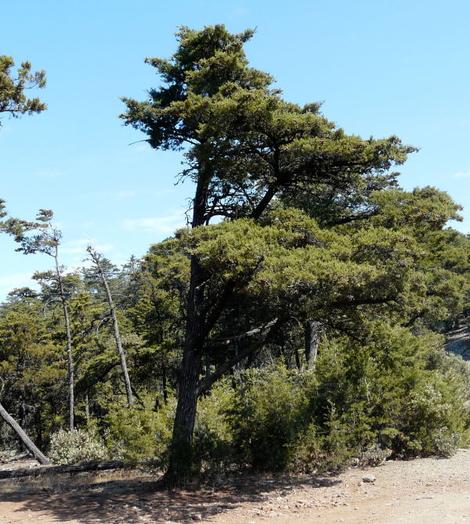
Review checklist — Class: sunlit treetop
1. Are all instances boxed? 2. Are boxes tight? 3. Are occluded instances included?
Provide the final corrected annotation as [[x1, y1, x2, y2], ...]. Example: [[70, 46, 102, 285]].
[[0, 56, 46, 125]]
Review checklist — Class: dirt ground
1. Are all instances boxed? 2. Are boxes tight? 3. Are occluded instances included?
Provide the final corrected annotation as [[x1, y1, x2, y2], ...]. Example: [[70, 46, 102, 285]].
[[0, 449, 469, 524]]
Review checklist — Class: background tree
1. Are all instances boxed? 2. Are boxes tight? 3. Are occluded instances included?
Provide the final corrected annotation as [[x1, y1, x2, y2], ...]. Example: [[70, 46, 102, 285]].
[[12, 212, 76, 430], [86, 246, 135, 407]]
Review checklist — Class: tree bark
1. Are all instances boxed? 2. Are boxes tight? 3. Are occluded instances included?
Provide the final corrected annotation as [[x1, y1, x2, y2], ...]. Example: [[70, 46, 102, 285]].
[[304, 320, 322, 369], [0, 402, 51, 465], [294, 346, 301, 370], [88, 248, 134, 407], [85, 393, 90, 423], [162, 361, 168, 403], [0, 459, 125, 479], [163, 157, 210, 486], [163, 254, 206, 486], [165, 349, 201, 484]]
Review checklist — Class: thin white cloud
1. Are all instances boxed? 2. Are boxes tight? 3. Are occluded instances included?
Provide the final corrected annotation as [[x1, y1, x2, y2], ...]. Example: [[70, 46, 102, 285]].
[[61, 238, 113, 255], [453, 171, 470, 179], [34, 168, 64, 179], [56, 220, 94, 233], [0, 272, 37, 299], [122, 212, 186, 235], [133, 142, 152, 153], [232, 5, 249, 16], [78, 220, 95, 229], [116, 190, 137, 200]]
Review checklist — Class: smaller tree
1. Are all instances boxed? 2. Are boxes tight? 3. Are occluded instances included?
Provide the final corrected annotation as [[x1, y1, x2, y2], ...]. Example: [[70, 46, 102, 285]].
[[86, 246, 134, 406], [10, 211, 76, 430]]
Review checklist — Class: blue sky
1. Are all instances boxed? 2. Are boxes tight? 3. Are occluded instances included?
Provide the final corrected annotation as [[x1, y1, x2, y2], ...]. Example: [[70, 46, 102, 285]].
[[1, 0, 469, 299]]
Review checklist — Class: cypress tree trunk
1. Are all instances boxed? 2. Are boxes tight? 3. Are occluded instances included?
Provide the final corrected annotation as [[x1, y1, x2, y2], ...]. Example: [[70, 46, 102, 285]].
[[164, 253, 206, 485], [294, 346, 301, 370], [163, 153, 280, 486], [165, 347, 201, 483], [0, 402, 51, 465], [163, 160, 210, 486], [85, 393, 90, 423]]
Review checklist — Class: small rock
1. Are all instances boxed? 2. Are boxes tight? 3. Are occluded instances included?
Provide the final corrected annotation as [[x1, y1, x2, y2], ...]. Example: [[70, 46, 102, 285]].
[[191, 514, 202, 521], [362, 474, 376, 483]]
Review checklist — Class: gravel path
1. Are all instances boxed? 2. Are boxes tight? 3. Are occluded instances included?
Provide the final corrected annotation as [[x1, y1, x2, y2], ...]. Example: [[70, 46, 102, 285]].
[[0, 449, 469, 523]]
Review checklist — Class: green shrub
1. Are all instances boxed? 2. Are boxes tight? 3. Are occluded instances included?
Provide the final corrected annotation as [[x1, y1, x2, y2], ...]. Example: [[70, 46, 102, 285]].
[[0, 448, 20, 463], [104, 396, 174, 464], [314, 322, 470, 460], [291, 411, 352, 473], [397, 376, 466, 456], [49, 429, 108, 465], [192, 321, 470, 475], [194, 380, 235, 472], [227, 365, 316, 471], [94, 323, 470, 474]]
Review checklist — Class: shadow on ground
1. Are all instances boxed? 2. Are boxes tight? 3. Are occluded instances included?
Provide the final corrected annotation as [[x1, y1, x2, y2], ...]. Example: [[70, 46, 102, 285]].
[[0, 469, 341, 523]]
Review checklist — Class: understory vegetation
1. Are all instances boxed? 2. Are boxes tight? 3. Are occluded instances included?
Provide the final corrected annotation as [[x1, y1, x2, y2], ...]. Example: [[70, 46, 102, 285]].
[[0, 26, 469, 482], [1, 226, 469, 474]]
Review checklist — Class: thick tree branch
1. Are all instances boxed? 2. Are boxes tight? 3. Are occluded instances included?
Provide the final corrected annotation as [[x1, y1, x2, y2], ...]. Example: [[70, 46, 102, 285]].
[[197, 318, 280, 395]]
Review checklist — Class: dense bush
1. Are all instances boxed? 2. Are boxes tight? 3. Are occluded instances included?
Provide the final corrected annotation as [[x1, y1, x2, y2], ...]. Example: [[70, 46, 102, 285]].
[[313, 323, 470, 461], [194, 381, 235, 472], [43, 324, 469, 472], [104, 396, 174, 464], [190, 323, 470, 474], [226, 366, 316, 471], [49, 429, 108, 465]]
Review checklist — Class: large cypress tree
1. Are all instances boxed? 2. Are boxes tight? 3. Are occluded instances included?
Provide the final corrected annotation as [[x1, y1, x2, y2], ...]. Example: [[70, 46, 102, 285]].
[[121, 25, 413, 485]]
